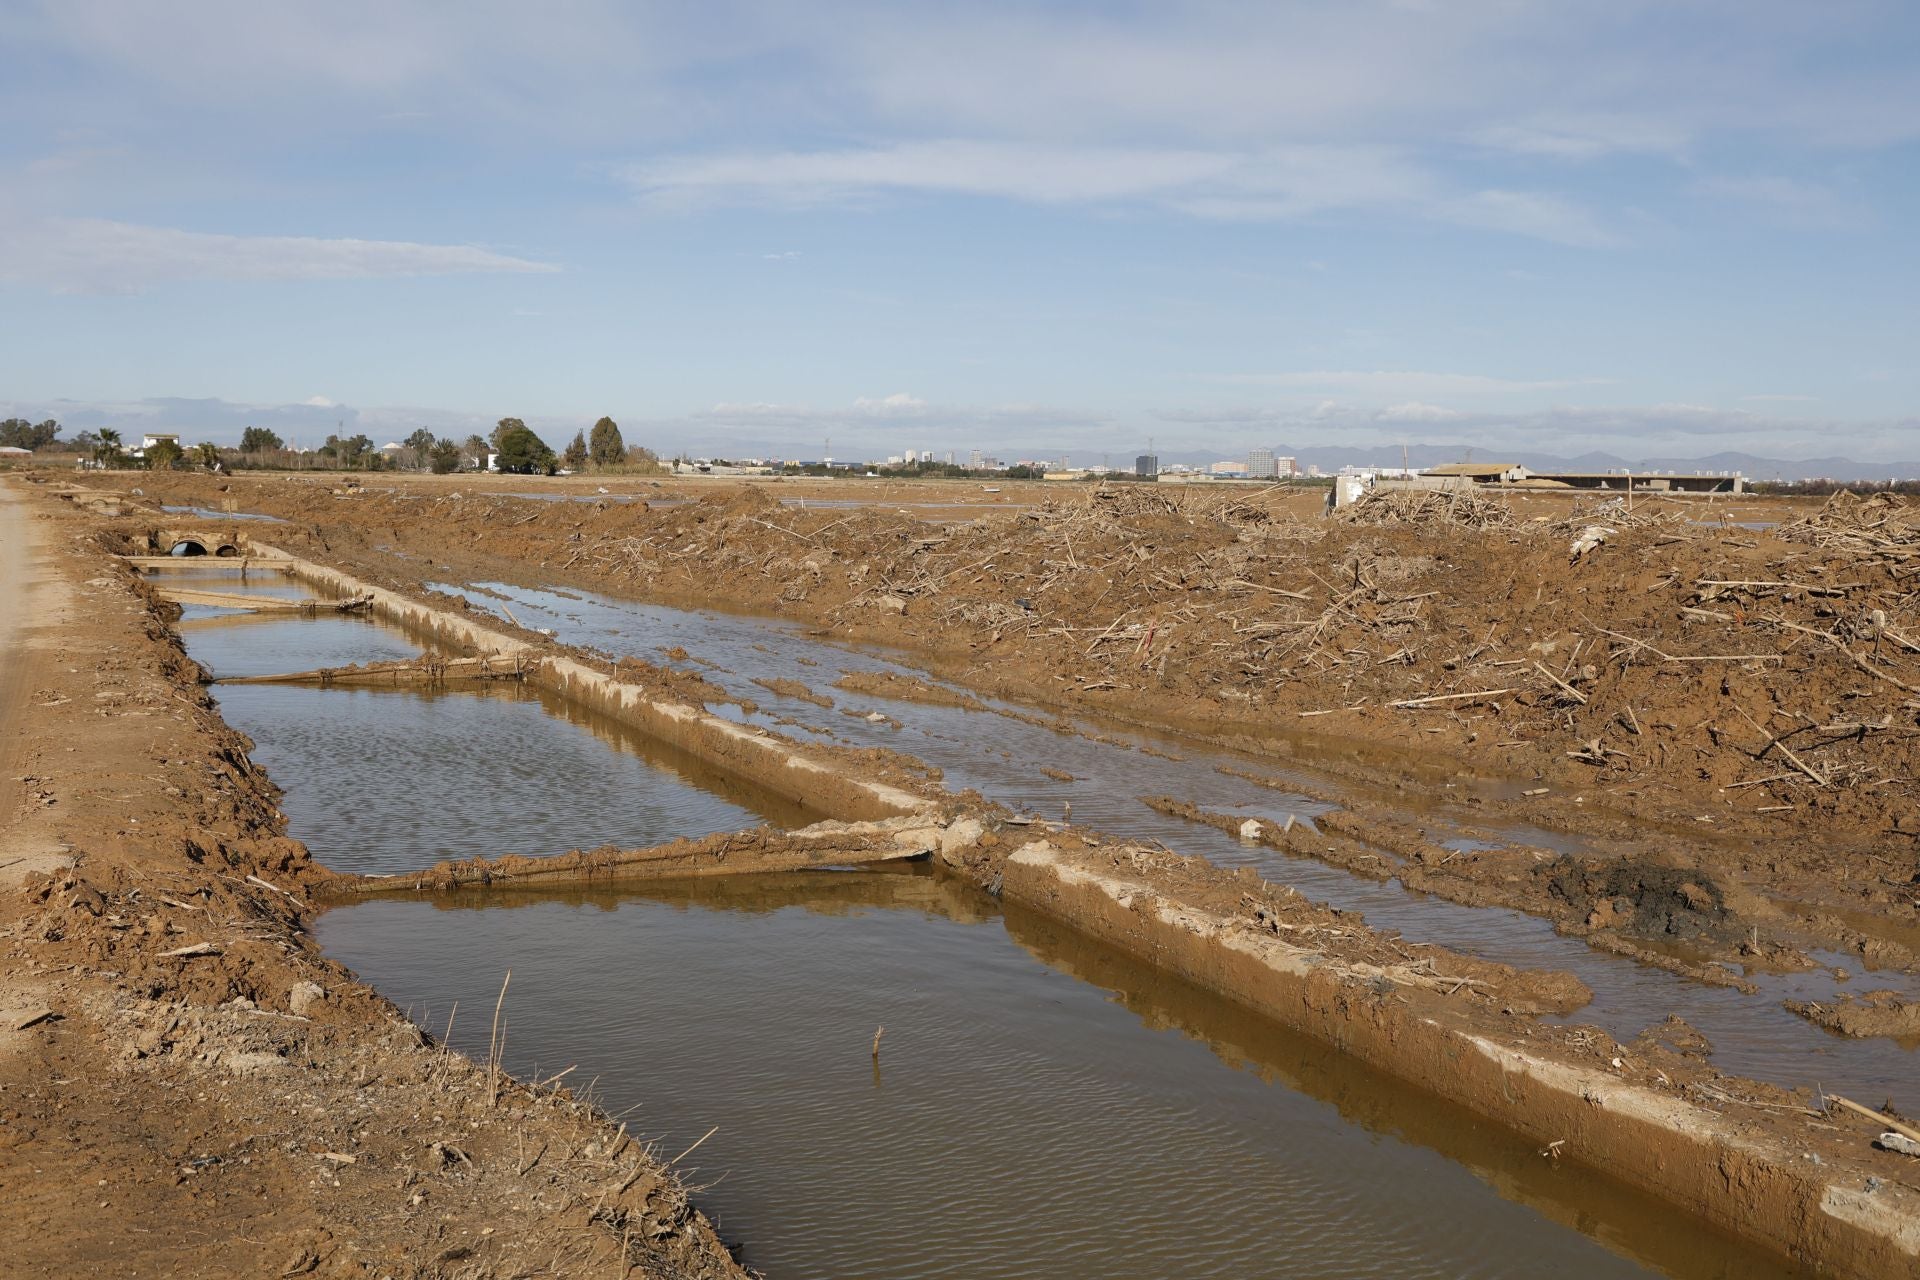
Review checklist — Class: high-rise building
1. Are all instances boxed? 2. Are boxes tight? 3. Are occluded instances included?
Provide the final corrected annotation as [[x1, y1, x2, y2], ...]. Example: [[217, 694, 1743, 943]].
[[968, 449, 983, 469], [1135, 453, 1159, 478], [1249, 448, 1277, 478], [1273, 456, 1296, 478]]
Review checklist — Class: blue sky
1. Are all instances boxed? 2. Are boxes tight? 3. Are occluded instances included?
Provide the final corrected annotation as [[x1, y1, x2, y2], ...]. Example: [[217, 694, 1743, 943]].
[[2, 1, 1916, 461]]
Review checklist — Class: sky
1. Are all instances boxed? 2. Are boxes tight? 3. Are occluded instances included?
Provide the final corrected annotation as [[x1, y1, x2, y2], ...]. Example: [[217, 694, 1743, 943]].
[[2, 1, 1917, 463]]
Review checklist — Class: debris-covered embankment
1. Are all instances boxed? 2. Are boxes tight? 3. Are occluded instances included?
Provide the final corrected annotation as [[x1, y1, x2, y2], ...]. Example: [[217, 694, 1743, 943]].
[[114, 473, 1920, 961]]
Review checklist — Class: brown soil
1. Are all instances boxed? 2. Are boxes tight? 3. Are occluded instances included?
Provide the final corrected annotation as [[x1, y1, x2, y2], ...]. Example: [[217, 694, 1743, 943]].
[[1787, 991, 1920, 1041], [104, 472, 1918, 975], [0, 478, 748, 1278], [833, 670, 986, 710], [17, 467, 1920, 1273]]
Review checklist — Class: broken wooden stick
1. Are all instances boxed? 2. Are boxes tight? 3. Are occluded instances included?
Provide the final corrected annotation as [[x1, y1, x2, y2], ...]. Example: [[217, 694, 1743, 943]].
[[1532, 661, 1588, 705], [1389, 688, 1513, 708], [1830, 1094, 1920, 1146]]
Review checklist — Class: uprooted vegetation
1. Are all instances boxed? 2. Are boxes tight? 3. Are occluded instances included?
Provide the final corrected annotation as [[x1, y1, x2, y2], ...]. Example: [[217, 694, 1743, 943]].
[[110, 477, 1920, 904]]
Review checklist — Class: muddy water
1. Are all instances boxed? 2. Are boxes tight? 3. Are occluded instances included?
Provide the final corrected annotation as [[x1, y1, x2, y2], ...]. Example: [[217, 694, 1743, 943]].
[[176, 595, 810, 876], [166, 567, 1809, 1278], [317, 874, 1806, 1280], [440, 580, 1920, 1111]]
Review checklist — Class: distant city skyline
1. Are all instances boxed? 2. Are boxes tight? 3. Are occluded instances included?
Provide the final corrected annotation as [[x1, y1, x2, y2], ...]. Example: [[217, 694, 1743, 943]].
[[3, 4, 1916, 460]]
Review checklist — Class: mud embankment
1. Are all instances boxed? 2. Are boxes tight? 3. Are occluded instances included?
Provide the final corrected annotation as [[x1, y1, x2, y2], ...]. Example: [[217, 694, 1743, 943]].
[[108, 473, 1920, 948]]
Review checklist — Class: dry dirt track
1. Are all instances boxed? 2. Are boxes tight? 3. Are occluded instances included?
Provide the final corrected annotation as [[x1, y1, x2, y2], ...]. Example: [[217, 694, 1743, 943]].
[[0, 480, 76, 889]]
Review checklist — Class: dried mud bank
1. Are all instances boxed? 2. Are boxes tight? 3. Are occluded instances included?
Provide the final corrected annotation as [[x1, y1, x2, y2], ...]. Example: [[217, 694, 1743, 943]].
[[0, 479, 749, 1279], [106, 473, 1920, 963]]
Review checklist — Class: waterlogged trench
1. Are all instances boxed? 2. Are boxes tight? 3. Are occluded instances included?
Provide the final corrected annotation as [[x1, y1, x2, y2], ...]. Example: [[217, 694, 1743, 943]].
[[167, 567, 1824, 1276], [431, 578, 1920, 1113]]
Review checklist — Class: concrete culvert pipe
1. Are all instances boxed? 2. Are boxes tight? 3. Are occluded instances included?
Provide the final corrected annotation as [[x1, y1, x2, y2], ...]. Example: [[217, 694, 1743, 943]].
[[168, 539, 208, 557]]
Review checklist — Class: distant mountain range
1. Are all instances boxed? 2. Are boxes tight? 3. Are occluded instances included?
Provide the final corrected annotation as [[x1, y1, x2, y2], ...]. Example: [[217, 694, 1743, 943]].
[[1154, 445, 1920, 484]]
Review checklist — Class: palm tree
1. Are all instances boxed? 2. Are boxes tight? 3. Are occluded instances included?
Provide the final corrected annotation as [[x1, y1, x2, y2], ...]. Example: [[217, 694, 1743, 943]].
[[94, 428, 123, 470], [193, 441, 222, 472]]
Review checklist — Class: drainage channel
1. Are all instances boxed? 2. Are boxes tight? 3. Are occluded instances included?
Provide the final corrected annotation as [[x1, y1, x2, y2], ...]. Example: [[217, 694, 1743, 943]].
[[178, 581, 810, 875], [169, 568, 1807, 1279], [318, 877, 1806, 1280], [433, 579, 1920, 1113]]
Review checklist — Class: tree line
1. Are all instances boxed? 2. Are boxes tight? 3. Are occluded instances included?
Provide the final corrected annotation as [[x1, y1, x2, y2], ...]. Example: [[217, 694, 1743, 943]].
[[0, 415, 659, 476]]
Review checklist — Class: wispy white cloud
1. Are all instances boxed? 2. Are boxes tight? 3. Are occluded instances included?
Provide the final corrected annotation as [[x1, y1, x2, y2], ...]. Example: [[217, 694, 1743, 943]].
[[0, 216, 558, 293], [623, 140, 1614, 245], [852, 392, 928, 414], [626, 141, 1237, 208], [1206, 370, 1610, 397], [1474, 114, 1691, 160], [1376, 401, 1461, 422], [1693, 175, 1864, 230], [1439, 190, 1620, 249]]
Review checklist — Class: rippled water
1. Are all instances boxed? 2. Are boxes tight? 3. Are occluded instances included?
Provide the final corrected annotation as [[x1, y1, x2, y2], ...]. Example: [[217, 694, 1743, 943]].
[[317, 876, 1806, 1280], [177, 604, 809, 875], [159, 503, 287, 522]]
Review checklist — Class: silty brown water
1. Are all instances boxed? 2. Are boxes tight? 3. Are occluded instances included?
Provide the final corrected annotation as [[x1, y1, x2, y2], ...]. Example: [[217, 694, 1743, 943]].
[[315, 872, 1811, 1280]]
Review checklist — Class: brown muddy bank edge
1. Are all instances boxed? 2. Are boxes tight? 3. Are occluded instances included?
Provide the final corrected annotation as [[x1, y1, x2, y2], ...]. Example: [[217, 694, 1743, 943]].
[[0, 479, 750, 1279]]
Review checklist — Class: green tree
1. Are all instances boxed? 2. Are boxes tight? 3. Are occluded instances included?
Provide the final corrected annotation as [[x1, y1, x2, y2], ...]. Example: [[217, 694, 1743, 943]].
[[562, 430, 588, 470], [318, 433, 373, 467], [493, 423, 557, 475], [238, 426, 284, 453], [404, 427, 437, 469], [463, 434, 489, 466], [0, 418, 61, 450], [192, 442, 222, 471], [94, 428, 124, 469], [588, 416, 625, 467], [429, 438, 463, 474], [145, 438, 184, 470], [489, 417, 527, 450]]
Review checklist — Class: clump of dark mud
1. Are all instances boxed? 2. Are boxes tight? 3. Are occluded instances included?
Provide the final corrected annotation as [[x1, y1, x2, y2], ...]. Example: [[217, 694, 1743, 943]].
[[1543, 858, 1730, 942]]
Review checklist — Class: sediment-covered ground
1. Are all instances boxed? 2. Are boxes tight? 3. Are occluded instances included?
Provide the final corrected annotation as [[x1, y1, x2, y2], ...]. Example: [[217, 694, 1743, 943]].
[[17, 467, 1920, 1275]]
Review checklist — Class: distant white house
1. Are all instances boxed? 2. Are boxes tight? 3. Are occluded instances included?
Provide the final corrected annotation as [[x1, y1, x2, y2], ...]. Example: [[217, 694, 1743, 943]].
[[133, 432, 180, 459], [0, 445, 32, 458]]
